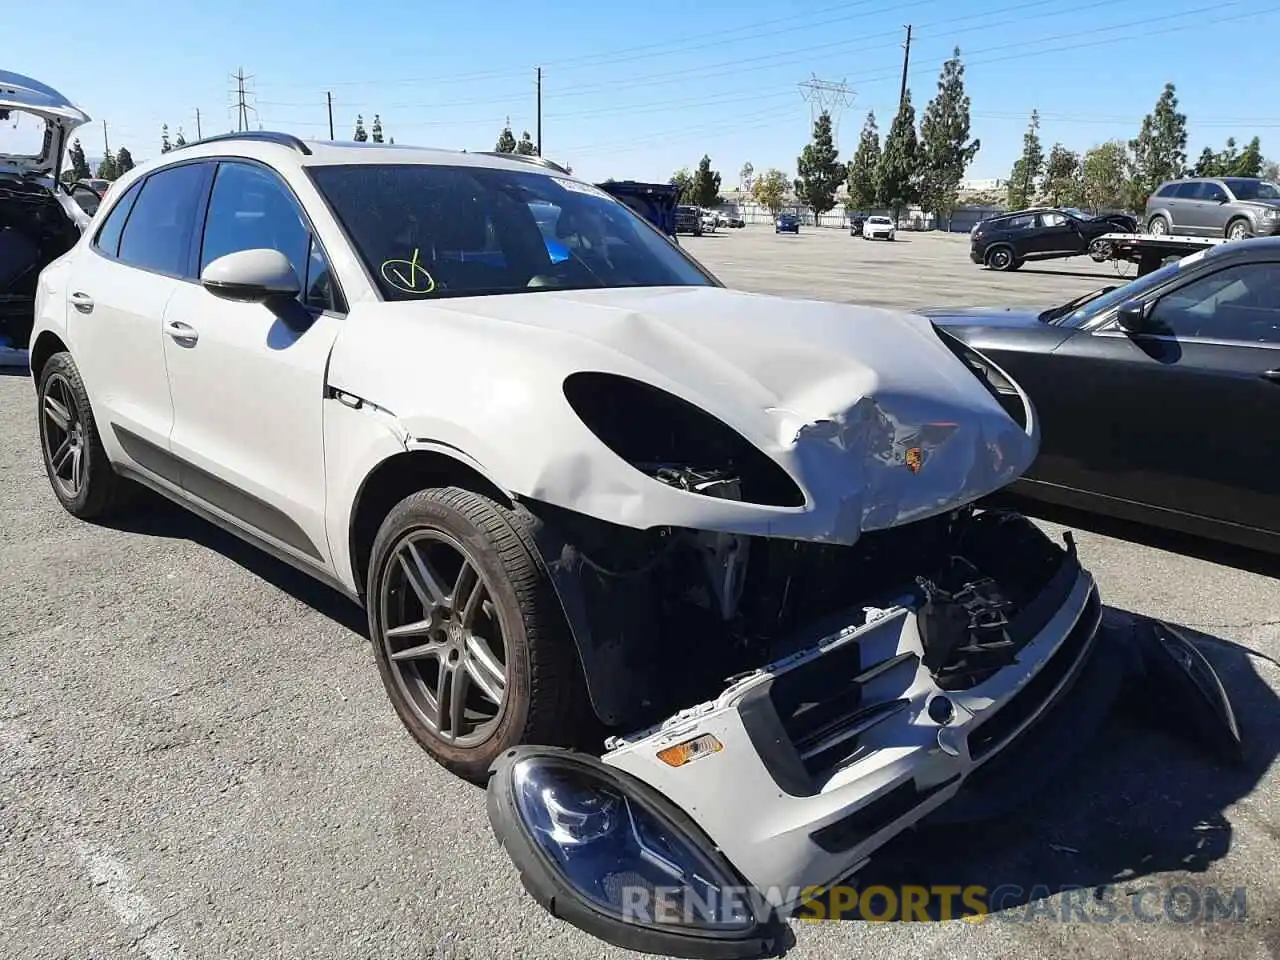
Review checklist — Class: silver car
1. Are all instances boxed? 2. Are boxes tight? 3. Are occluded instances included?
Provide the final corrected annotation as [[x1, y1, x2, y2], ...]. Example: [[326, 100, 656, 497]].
[[1144, 176, 1280, 240]]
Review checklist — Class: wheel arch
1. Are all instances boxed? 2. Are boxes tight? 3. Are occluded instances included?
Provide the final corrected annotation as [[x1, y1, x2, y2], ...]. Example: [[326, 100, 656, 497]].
[[29, 331, 70, 381], [348, 447, 514, 604]]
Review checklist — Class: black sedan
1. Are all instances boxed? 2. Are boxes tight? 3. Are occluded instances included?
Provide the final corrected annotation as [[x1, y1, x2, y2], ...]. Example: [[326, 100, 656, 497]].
[[970, 207, 1137, 271], [923, 237, 1280, 553]]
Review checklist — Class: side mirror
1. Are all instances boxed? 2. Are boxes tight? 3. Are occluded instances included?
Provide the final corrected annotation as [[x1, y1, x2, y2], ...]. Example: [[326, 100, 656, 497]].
[[201, 248, 301, 303], [1116, 300, 1148, 333]]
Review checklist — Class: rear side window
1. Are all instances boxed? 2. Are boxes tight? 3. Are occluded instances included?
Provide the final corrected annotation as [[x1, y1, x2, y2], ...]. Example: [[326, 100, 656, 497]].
[[117, 163, 208, 277], [93, 181, 142, 257], [1003, 214, 1035, 230], [1156, 182, 1179, 197]]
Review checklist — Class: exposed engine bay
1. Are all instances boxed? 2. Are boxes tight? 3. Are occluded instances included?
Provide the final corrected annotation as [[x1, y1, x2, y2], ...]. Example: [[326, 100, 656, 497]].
[[528, 486, 1069, 732], [0, 174, 81, 354]]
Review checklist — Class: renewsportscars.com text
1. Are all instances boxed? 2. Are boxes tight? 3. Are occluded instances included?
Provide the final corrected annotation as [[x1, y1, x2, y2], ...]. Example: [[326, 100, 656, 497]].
[[621, 883, 1248, 925]]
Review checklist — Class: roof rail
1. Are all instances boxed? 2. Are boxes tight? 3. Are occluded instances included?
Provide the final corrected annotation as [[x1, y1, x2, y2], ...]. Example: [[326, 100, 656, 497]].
[[177, 130, 313, 156], [474, 151, 570, 176]]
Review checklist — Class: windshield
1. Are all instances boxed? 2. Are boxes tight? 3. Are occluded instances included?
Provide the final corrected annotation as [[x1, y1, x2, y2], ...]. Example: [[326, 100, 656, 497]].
[[309, 163, 717, 300], [1054, 257, 1189, 326], [1224, 178, 1280, 201]]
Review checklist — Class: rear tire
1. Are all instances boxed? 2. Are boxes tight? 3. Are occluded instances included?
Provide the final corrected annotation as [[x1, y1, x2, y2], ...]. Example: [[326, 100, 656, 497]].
[[366, 487, 589, 785], [1147, 215, 1170, 236], [986, 245, 1018, 271], [37, 351, 135, 520]]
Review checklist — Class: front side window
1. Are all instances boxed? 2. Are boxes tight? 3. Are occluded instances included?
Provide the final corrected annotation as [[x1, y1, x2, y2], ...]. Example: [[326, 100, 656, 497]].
[[1148, 262, 1280, 342], [1223, 178, 1280, 202], [198, 160, 339, 311], [116, 162, 208, 276], [309, 163, 717, 301]]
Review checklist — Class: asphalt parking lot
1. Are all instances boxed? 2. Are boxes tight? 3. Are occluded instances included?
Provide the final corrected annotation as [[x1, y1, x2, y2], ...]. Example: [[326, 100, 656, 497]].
[[2, 226, 1277, 960]]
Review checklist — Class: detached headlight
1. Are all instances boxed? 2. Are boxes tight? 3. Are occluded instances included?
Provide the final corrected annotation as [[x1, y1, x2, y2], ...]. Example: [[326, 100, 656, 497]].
[[486, 747, 781, 959]]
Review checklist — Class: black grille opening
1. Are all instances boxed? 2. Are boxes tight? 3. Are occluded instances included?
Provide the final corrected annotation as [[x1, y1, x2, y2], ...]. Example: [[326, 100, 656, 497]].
[[563, 371, 805, 507], [931, 325, 1027, 429]]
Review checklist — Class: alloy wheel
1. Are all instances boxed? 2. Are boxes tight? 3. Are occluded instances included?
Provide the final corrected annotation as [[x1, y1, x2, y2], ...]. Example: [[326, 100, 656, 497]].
[[379, 529, 509, 746], [1150, 219, 1168, 236], [989, 248, 1011, 269], [1228, 222, 1249, 241], [42, 374, 85, 499]]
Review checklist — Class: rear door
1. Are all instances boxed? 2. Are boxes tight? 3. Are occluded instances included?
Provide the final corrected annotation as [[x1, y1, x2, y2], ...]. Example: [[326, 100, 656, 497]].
[[1046, 257, 1280, 532], [64, 161, 211, 473]]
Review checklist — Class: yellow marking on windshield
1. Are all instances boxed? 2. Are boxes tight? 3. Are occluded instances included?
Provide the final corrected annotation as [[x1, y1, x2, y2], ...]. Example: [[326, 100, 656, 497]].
[[380, 248, 436, 294]]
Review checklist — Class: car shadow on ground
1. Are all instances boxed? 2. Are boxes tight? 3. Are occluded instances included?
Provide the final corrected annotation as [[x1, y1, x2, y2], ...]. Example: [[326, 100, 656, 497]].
[[103, 493, 369, 637], [808, 615, 1279, 924], [0, 366, 29, 378]]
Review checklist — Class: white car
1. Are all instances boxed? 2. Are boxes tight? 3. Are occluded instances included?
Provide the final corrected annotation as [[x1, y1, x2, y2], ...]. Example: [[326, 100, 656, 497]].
[[31, 131, 1123, 952], [1, 70, 100, 365], [863, 214, 896, 240], [700, 209, 718, 233]]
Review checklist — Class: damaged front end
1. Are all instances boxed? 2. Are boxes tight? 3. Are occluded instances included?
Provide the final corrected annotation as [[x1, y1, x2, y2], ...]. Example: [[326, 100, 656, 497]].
[[481, 323, 1241, 958]]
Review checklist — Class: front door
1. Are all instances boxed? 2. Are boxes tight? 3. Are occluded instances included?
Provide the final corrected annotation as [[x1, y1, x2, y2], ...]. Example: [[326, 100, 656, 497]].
[[162, 159, 347, 571], [1048, 258, 1280, 532], [1028, 211, 1080, 255]]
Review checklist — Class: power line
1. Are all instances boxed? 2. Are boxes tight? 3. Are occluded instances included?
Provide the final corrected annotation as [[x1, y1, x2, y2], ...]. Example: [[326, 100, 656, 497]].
[[250, 0, 932, 90], [258, 0, 1090, 111], [799, 76, 856, 138]]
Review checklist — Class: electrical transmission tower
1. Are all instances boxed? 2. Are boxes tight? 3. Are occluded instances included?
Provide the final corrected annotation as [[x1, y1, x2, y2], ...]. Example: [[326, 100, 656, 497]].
[[798, 74, 855, 138], [229, 68, 258, 132]]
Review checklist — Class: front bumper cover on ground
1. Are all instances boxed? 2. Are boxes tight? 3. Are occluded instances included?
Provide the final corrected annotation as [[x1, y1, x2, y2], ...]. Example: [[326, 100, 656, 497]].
[[484, 550, 1242, 959]]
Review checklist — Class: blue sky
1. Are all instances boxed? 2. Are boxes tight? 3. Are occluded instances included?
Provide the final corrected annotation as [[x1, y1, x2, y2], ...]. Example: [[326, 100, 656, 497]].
[[6, 0, 1279, 186]]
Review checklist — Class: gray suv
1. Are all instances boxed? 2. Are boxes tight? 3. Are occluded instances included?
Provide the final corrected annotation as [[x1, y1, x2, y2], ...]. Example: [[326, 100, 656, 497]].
[[1144, 176, 1280, 240]]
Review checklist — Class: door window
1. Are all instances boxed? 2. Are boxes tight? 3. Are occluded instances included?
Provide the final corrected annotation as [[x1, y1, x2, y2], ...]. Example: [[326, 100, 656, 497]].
[[1147, 262, 1280, 343], [1038, 211, 1067, 227], [92, 180, 143, 257], [116, 163, 208, 276], [1003, 214, 1035, 230], [199, 161, 341, 312]]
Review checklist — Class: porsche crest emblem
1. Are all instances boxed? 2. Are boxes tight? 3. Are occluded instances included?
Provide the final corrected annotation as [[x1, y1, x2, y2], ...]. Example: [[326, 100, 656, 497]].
[[905, 447, 924, 474]]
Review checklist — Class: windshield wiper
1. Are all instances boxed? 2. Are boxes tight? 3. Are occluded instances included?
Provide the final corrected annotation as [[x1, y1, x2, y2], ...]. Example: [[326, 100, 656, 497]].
[[1038, 285, 1117, 323]]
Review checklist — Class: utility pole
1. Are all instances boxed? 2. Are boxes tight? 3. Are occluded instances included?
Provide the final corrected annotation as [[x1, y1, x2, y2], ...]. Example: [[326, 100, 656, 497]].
[[231, 68, 254, 132], [102, 120, 110, 162], [327, 92, 335, 140], [195, 108, 202, 140], [535, 68, 542, 156], [898, 25, 912, 107]]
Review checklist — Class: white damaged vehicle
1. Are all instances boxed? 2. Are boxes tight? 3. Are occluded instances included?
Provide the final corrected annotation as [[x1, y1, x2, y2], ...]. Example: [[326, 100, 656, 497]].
[[28, 133, 1240, 958], [1, 70, 100, 365]]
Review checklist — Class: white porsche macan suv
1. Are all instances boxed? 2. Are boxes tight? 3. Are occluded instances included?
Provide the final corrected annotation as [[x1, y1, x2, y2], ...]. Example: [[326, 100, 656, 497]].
[[30, 133, 1106, 931]]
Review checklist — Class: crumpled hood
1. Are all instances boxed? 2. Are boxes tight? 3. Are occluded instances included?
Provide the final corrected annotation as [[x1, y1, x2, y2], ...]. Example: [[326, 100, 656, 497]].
[[330, 285, 1039, 543]]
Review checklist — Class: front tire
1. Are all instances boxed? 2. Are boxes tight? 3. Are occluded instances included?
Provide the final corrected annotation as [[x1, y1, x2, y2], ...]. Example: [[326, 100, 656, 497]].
[[366, 487, 588, 784], [37, 351, 133, 520], [1226, 218, 1253, 241]]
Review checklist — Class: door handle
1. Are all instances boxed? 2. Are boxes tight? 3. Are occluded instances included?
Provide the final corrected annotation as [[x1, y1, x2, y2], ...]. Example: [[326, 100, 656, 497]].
[[165, 319, 199, 345], [1261, 369, 1280, 384], [69, 291, 94, 313]]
